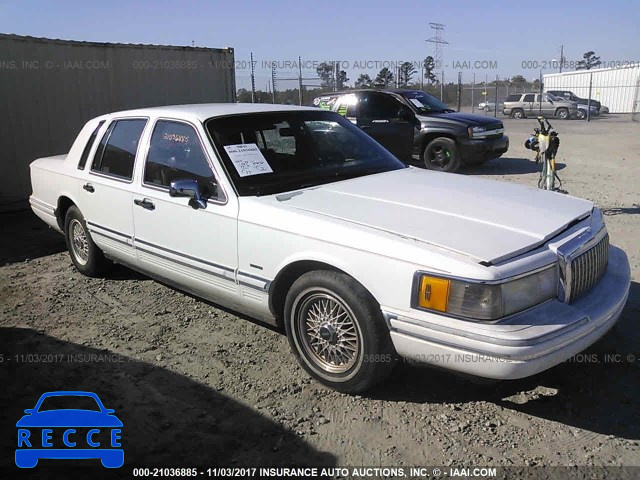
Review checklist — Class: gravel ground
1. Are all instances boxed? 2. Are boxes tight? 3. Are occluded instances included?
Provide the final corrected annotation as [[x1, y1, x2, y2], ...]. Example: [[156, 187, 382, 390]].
[[1, 114, 639, 479]]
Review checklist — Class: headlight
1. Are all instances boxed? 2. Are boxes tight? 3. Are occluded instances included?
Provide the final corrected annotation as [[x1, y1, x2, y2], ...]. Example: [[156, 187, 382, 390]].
[[413, 266, 557, 321], [468, 125, 486, 138]]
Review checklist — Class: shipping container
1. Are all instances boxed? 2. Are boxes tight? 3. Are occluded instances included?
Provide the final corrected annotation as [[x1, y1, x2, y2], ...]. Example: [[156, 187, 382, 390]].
[[0, 34, 236, 210], [543, 64, 640, 114]]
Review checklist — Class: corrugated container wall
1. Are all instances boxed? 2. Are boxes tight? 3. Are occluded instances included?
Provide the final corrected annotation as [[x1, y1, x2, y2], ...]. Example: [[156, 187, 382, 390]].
[[0, 34, 236, 210], [544, 64, 640, 114]]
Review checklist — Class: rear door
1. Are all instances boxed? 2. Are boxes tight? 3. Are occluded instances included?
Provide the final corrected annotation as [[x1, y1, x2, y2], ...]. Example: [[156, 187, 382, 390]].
[[80, 117, 148, 263], [539, 94, 556, 115], [356, 92, 414, 158], [522, 93, 536, 116]]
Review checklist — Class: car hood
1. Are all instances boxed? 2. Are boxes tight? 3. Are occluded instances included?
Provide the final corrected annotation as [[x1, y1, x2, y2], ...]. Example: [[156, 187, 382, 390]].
[[416, 111, 502, 126], [16, 410, 123, 427], [281, 168, 592, 264]]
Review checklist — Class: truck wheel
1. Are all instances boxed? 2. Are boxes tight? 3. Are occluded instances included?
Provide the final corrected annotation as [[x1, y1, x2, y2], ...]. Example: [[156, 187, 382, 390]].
[[284, 271, 397, 393], [511, 109, 525, 119], [64, 205, 109, 277], [423, 137, 460, 173], [556, 108, 570, 119], [576, 109, 586, 120]]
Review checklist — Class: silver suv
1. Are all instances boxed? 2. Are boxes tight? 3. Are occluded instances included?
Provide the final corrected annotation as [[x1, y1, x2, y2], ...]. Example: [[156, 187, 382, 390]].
[[503, 93, 578, 119]]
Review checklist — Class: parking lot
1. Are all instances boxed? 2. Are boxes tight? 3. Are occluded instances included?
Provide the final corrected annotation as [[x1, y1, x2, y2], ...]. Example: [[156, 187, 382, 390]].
[[1, 114, 639, 474]]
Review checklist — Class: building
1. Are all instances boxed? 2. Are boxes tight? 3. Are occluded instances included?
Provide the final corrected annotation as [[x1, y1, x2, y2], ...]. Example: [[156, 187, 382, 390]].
[[0, 34, 236, 210], [544, 64, 640, 114]]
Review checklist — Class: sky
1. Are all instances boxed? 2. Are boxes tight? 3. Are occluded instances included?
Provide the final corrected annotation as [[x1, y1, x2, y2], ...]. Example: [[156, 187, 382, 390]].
[[2, 0, 639, 90]]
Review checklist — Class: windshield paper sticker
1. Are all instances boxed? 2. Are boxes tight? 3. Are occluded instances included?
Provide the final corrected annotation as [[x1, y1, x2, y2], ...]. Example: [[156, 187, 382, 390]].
[[408, 98, 425, 108], [223, 144, 273, 177]]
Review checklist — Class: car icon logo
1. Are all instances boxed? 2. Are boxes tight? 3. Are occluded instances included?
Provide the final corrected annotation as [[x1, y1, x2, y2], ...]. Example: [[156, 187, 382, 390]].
[[16, 391, 123, 468]]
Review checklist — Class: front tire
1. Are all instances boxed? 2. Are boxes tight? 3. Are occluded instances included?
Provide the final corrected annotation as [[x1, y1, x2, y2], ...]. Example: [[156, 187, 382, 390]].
[[284, 271, 397, 393], [422, 137, 460, 173], [576, 109, 586, 120], [64, 205, 109, 277]]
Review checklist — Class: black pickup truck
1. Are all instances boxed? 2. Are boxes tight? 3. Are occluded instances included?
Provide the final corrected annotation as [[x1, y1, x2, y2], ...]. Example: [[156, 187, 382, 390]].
[[313, 89, 508, 173], [547, 90, 601, 116]]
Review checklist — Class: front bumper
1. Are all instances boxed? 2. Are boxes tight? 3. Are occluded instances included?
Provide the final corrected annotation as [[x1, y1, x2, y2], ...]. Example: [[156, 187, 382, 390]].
[[384, 246, 630, 379], [458, 135, 509, 164]]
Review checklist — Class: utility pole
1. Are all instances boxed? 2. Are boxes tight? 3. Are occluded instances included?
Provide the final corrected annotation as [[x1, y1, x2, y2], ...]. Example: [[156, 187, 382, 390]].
[[250, 52, 256, 103], [456, 72, 462, 112], [539, 69, 543, 115], [471, 72, 475, 113], [298, 56, 303, 105], [271, 62, 276, 104], [494, 75, 499, 118], [559, 45, 564, 73]]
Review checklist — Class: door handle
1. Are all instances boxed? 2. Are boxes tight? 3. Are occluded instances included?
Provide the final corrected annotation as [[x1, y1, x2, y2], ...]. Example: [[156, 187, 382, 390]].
[[134, 198, 155, 210], [83, 183, 95, 193], [360, 125, 371, 131]]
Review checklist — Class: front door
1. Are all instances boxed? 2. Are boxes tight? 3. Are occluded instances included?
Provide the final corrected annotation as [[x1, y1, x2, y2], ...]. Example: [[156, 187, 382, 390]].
[[357, 92, 414, 158], [130, 119, 239, 306]]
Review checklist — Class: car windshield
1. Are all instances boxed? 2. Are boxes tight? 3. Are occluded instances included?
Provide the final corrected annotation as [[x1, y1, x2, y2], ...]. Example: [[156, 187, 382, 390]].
[[206, 110, 406, 196], [38, 395, 101, 412], [398, 91, 453, 114]]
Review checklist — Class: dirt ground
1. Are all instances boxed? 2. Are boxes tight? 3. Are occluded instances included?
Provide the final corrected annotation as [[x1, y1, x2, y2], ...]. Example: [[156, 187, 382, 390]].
[[1, 114, 639, 479]]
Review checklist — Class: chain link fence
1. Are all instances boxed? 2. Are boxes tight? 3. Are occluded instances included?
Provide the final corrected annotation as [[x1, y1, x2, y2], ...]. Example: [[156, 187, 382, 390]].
[[235, 55, 640, 121]]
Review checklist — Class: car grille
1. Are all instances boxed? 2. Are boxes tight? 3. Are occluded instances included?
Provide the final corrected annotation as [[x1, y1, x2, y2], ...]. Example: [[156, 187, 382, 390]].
[[568, 233, 609, 303], [485, 123, 504, 138]]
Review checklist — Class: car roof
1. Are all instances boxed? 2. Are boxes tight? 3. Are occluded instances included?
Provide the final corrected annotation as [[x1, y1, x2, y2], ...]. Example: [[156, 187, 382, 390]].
[[102, 103, 318, 122]]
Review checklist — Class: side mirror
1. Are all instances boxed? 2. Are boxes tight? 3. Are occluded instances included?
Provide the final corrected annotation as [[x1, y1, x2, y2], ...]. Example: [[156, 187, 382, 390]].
[[24, 409, 34, 414], [398, 108, 414, 121], [104, 409, 115, 414], [169, 179, 207, 209]]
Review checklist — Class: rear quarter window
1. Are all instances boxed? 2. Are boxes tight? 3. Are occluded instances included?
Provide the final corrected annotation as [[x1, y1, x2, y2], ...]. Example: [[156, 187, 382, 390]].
[[77, 121, 105, 170], [506, 94, 521, 102]]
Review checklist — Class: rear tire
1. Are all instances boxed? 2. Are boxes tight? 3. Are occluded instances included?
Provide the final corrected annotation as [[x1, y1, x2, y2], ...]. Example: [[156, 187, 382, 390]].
[[511, 109, 525, 119], [422, 137, 460, 173], [576, 109, 586, 120], [64, 205, 109, 277], [556, 107, 570, 119], [284, 271, 397, 393]]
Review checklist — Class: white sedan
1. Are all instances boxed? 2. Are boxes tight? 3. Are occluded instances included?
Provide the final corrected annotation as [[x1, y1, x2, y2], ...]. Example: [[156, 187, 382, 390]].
[[29, 103, 630, 393]]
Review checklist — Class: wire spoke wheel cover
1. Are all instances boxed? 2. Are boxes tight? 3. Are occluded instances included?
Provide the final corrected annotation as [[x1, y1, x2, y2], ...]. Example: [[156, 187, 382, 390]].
[[293, 289, 363, 377], [70, 219, 89, 265]]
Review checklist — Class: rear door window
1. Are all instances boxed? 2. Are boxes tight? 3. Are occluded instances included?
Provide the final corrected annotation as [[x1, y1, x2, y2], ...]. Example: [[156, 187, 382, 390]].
[[91, 119, 147, 180], [523, 94, 535, 102]]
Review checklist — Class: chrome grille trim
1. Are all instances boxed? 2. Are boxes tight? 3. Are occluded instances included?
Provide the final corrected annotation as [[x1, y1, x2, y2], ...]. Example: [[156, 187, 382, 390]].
[[568, 233, 609, 302], [555, 209, 609, 303], [557, 228, 609, 304]]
